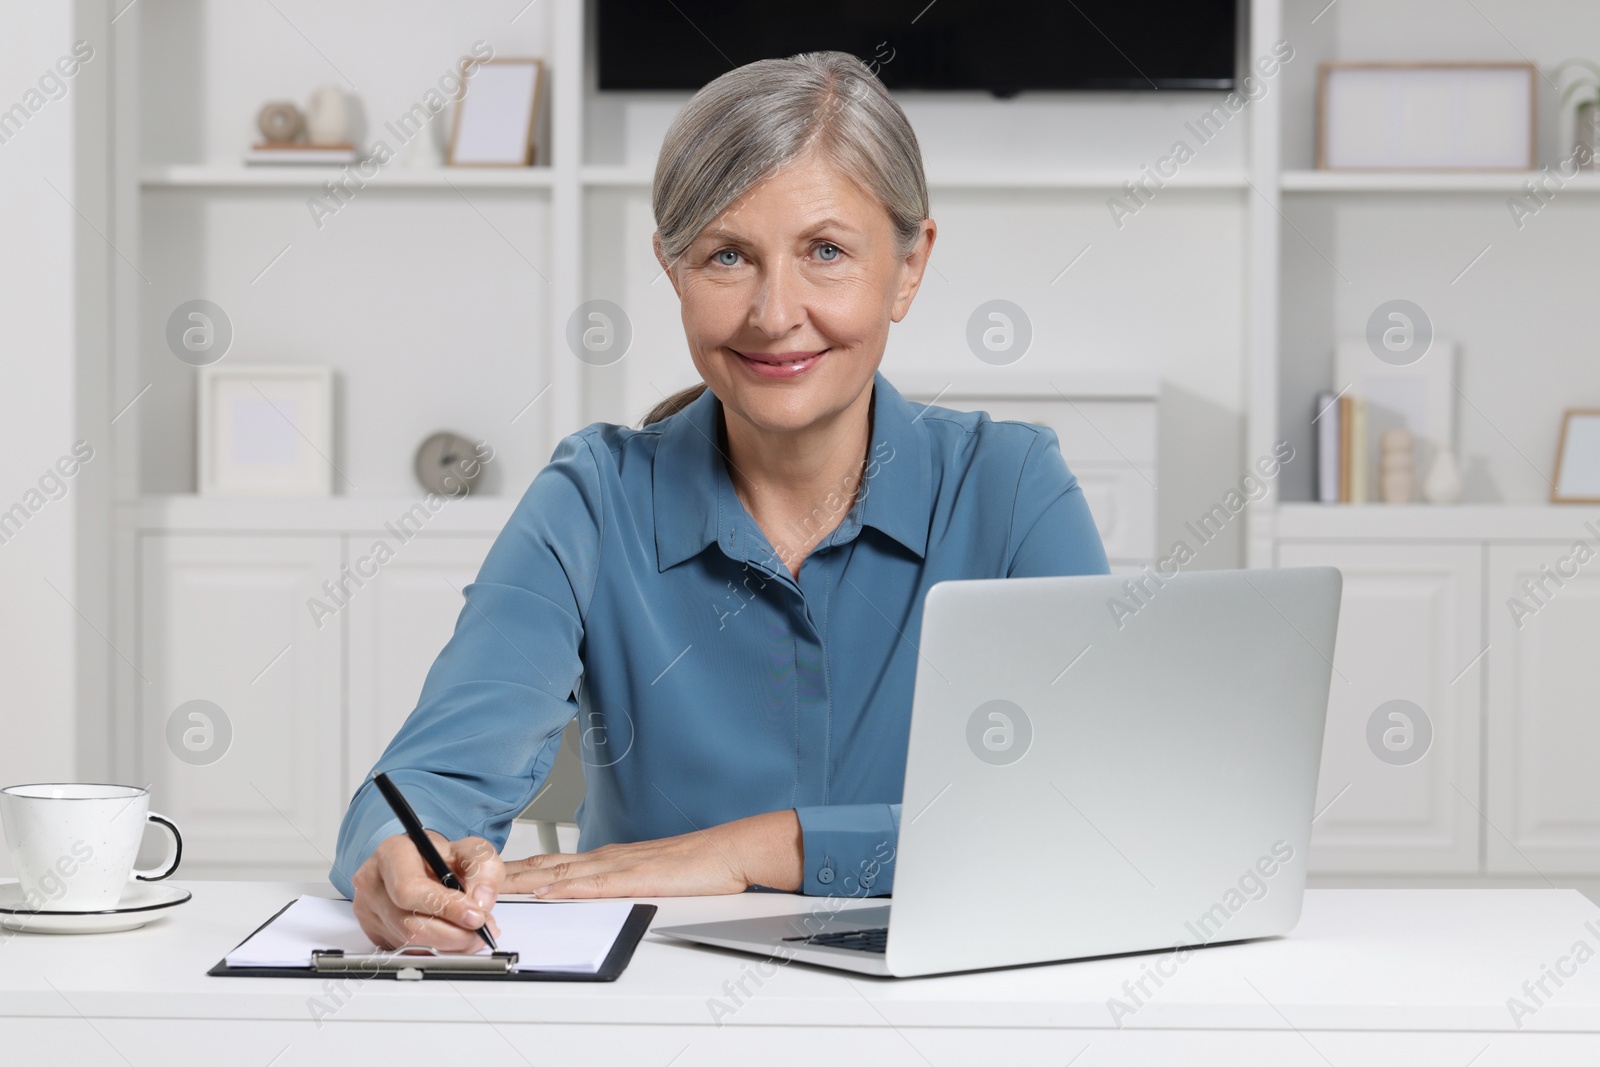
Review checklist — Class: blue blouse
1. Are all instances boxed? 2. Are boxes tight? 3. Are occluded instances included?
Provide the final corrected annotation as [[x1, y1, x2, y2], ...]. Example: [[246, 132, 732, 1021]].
[[330, 371, 1109, 899]]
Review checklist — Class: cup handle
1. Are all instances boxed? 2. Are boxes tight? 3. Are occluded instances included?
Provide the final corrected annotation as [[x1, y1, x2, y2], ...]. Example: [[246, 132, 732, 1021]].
[[132, 812, 183, 881]]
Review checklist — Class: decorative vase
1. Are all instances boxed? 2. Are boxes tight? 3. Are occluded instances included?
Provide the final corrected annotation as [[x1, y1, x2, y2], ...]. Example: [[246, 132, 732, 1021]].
[[1580, 101, 1600, 168], [1422, 447, 1464, 504], [1379, 428, 1415, 503], [305, 86, 351, 146], [256, 101, 303, 145]]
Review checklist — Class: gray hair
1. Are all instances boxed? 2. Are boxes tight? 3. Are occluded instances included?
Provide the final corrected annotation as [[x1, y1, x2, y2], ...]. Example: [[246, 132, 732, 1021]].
[[642, 50, 929, 426], [653, 50, 929, 265]]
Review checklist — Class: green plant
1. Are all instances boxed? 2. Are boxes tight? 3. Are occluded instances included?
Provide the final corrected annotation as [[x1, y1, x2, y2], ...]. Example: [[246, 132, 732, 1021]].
[[1554, 57, 1600, 112]]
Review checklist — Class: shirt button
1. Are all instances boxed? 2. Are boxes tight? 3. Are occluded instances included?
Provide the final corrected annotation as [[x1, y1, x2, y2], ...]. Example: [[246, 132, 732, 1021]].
[[817, 866, 834, 885], [861, 874, 875, 889]]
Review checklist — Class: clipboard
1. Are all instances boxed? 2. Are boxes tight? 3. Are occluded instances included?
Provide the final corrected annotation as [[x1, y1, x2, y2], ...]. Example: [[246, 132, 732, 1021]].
[[208, 898, 657, 982]]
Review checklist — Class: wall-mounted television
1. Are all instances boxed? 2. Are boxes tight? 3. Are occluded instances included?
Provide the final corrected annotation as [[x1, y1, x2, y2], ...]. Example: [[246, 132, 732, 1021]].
[[597, 1, 1240, 94]]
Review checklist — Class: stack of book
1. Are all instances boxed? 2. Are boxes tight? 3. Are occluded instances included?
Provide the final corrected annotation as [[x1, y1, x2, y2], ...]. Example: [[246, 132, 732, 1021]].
[[245, 143, 360, 165], [1315, 390, 1369, 503]]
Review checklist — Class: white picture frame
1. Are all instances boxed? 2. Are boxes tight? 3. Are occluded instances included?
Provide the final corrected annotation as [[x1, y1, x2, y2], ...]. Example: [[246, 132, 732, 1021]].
[[1334, 338, 1457, 495], [198, 365, 335, 497], [447, 58, 543, 167], [1318, 62, 1536, 170], [1553, 409, 1600, 504]]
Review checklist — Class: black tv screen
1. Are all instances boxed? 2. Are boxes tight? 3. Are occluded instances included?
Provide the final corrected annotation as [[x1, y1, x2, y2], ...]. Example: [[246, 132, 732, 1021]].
[[597, 1, 1240, 94]]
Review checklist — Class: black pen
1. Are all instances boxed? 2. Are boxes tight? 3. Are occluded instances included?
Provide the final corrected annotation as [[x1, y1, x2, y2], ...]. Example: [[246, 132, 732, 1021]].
[[372, 772, 497, 950]]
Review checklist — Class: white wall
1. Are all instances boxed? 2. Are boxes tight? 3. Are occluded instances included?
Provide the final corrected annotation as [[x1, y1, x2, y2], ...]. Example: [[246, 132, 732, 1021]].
[[1274, 0, 1600, 505], [0, 0, 112, 872]]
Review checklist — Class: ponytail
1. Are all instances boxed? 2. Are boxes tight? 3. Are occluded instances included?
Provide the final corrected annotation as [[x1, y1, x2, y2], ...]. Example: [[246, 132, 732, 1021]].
[[640, 383, 708, 427]]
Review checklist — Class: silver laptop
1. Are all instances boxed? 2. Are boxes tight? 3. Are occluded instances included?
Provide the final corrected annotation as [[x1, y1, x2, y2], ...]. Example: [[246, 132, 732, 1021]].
[[656, 567, 1342, 977]]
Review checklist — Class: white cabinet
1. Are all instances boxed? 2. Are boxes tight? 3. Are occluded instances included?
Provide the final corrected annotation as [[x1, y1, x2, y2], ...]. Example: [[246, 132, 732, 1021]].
[[1486, 544, 1600, 874], [346, 535, 498, 795], [1274, 506, 1600, 880], [137, 523, 499, 880], [1276, 541, 1483, 872], [139, 535, 344, 879]]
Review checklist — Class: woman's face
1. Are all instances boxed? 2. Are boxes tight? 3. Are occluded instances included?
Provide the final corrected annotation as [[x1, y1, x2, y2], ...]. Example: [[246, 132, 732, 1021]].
[[658, 152, 935, 438]]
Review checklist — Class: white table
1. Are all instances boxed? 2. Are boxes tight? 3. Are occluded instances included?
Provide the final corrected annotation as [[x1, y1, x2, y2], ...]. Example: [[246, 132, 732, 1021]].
[[3, 882, 1599, 1065]]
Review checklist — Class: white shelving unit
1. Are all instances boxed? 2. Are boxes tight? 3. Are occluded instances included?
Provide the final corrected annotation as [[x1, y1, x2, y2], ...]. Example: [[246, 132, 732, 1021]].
[[1248, 0, 1600, 535], [104, 0, 1206, 876], [1248, 0, 1600, 885], [82, 0, 1600, 881], [114, 0, 1218, 507]]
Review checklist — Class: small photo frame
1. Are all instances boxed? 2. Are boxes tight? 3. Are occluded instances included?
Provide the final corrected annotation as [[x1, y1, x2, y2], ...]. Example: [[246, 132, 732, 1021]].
[[1552, 409, 1600, 504], [198, 365, 335, 497], [1318, 62, 1536, 170], [448, 58, 543, 167]]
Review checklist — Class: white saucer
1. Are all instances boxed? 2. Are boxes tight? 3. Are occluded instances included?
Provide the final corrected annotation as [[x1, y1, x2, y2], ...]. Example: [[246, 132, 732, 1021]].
[[0, 880, 192, 934]]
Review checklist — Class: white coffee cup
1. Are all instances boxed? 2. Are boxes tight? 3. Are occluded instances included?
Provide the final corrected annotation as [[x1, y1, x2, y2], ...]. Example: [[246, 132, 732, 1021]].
[[0, 783, 182, 912]]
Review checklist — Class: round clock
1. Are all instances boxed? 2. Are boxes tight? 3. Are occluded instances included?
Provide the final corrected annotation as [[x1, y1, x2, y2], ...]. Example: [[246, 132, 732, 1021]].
[[414, 432, 484, 497]]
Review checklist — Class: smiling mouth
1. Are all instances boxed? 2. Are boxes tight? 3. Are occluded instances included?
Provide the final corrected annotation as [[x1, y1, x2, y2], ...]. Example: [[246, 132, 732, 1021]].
[[735, 349, 828, 366], [730, 348, 831, 379]]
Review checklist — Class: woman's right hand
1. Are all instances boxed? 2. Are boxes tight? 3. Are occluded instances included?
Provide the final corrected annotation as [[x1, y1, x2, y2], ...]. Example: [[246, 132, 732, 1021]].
[[350, 831, 505, 951]]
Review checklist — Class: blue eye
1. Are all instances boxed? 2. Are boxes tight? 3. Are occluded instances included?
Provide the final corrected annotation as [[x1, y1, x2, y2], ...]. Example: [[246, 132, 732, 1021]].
[[714, 249, 740, 267], [817, 243, 841, 261]]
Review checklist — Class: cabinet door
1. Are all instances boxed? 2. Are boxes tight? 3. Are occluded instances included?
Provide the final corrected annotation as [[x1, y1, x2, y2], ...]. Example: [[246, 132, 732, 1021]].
[[345, 536, 497, 796], [1487, 543, 1600, 873], [140, 534, 343, 879], [1276, 542, 1483, 872]]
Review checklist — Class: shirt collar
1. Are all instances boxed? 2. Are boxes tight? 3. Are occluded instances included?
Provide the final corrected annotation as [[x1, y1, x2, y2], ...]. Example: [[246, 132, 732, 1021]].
[[653, 370, 931, 573]]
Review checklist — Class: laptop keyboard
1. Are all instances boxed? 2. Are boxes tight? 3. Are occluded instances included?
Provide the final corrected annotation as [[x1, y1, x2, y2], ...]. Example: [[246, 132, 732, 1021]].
[[783, 927, 889, 954]]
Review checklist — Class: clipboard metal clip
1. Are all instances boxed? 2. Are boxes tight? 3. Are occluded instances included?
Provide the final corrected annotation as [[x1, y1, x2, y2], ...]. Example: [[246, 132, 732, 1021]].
[[312, 947, 520, 980]]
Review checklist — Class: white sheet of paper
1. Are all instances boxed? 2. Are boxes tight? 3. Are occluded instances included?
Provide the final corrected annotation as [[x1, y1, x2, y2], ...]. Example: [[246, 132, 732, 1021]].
[[225, 895, 635, 974]]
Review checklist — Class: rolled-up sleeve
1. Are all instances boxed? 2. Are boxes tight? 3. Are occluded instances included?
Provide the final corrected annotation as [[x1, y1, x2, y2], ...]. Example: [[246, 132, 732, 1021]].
[[328, 433, 604, 897]]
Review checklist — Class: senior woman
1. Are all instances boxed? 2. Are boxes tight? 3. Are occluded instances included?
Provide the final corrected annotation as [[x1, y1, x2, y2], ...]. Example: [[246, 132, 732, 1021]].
[[333, 50, 1109, 951]]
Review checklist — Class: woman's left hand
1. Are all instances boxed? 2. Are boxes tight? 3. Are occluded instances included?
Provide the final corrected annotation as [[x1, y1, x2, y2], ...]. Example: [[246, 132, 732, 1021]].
[[501, 809, 803, 898]]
